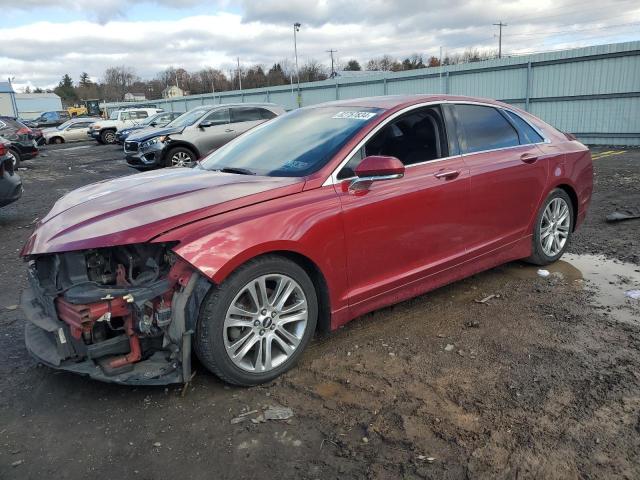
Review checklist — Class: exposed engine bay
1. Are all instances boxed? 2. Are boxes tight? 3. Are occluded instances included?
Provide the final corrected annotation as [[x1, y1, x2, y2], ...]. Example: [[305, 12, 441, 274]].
[[21, 243, 211, 384]]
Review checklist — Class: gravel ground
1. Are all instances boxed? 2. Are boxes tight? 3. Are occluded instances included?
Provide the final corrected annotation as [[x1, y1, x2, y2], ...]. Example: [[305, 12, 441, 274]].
[[0, 143, 639, 479]]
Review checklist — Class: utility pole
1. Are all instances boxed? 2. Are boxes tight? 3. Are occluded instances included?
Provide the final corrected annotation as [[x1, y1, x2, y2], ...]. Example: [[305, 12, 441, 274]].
[[326, 49, 338, 78], [493, 21, 507, 58], [293, 22, 301, 107], [237, 57, 242, 92]]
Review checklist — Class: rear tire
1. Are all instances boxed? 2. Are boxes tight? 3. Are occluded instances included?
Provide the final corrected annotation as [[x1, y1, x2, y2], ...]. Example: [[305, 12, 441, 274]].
[[526, 188, 574, 265], [50, 137, 64, 145], [100, 129, 116, 145], [195, 255, 318, 386]]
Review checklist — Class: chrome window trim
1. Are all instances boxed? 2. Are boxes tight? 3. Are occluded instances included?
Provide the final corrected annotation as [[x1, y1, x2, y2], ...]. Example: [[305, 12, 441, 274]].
[[322, 100, 550, 186]]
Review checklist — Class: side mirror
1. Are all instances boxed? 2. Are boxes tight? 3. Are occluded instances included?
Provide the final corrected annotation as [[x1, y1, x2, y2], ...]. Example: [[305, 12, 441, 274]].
[[349, 155, 404, 191], [199, 121, 215, 128], [149, 122, 157, 126]]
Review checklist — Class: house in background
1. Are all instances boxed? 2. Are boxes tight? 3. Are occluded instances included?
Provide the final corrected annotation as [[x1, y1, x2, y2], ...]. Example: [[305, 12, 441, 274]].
[[162, 85, 185, 99], [0, 81, 18, 117], [124, 92, 146, 102], [15, 92, 63, 119]]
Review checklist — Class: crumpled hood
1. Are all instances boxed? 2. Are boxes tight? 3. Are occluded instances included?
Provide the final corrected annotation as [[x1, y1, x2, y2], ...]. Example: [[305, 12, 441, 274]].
[[21, 168, 304, 255], [128, 125, 183, 142]]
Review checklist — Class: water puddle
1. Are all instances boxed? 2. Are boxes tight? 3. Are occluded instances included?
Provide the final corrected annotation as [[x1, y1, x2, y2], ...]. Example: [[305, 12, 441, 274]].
[[509, 254, 640, 324]]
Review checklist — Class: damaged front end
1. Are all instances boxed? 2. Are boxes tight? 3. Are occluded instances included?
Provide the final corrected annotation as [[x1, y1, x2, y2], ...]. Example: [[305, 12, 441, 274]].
[[21, 243, 210, 385]]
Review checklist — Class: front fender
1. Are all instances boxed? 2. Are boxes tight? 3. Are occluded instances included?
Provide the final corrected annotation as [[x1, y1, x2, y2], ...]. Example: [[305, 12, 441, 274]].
[[154, 186, 350, 314]]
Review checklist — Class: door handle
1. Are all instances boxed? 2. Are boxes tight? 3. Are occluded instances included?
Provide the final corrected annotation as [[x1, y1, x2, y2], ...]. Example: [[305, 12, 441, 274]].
[[225, 129, 235, 133], [520, 153, 539, 164], [434, 170, 460, 180]]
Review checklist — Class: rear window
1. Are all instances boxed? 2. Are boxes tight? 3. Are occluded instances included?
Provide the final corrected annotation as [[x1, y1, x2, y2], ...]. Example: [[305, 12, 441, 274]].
[[503, 110, 544, 144], [456, 104, 520, 154], [231, 107, 265, 123]]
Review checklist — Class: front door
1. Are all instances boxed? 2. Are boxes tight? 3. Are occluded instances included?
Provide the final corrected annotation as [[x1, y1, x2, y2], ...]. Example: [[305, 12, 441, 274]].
[[195, 108, 232, 155], [335, 105, 470, 312]]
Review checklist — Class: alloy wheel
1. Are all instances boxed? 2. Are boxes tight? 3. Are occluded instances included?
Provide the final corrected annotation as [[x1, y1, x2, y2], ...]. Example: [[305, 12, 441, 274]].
[[223, 274, 309, 373], [171, 151, 194, 167], [540, 197, 570, 257], [104, 132, 115, 144]]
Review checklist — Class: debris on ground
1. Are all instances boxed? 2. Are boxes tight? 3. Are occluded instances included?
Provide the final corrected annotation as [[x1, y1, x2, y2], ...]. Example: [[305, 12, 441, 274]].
[[537, 269, 551, 278], [606, 209, 640, 222], [4, 305, 18, 310], [444, 344, 455, 352], [263, 406, 294, 421], [474, 294, 496, 304], [11, 460, 24, 467], [625, 289, 640, 300], [465, 320, 481, 328]]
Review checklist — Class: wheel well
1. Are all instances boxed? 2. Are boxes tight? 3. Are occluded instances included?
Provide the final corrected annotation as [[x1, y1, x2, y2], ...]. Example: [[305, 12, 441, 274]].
[[556, 184, 579, 231], [244, 251, 332, 334], [49, 136, 64, 144], [166, 142, 199, 159]]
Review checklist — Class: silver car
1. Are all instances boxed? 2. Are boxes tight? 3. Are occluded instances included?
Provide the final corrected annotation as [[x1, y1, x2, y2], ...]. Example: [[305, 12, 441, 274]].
[[43, 118, 101, 144], [124, 104, 285, 169]]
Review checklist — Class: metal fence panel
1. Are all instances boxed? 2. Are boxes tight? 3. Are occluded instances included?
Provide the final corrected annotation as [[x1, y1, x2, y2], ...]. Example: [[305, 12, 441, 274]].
[[103, 40, 640, 145]]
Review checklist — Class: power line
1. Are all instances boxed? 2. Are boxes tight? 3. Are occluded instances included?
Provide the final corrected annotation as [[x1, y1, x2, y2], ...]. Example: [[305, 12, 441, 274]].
[[505, 21, 640, 37]]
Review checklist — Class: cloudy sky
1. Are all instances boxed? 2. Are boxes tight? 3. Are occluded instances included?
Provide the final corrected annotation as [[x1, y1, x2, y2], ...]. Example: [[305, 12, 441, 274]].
[[1, 0, 639, 91]]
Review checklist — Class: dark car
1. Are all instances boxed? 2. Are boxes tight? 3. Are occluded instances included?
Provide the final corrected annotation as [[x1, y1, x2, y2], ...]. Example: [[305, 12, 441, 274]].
[[124, 104, 284, 170], [115, 111, 181, 144], [0, 138, 22, 207], [0, 117, 39, 167], [20, 95, 592, 386], [31, 111, 71, 128]]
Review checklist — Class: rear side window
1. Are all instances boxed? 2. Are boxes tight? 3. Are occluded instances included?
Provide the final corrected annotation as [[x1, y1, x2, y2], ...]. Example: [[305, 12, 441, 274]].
[[503, 110, 544, 144], [231, 107, 264, 123], [134, 111, 148, 119], [456, 104, 519, 154]]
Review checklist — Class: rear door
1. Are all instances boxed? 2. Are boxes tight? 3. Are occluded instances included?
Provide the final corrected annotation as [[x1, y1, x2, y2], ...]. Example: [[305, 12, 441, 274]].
[[229, 107, 269, 138], [453, 103, 548, 256]]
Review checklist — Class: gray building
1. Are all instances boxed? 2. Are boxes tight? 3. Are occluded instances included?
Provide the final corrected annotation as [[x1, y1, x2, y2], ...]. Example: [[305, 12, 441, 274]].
[[0, 81, 18, 117], [15, 93, 63, 119]]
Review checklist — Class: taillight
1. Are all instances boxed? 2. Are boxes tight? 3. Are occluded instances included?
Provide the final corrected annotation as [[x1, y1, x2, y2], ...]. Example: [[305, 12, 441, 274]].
[[0, 142, 6, 157], [17, 127, 31, 135]]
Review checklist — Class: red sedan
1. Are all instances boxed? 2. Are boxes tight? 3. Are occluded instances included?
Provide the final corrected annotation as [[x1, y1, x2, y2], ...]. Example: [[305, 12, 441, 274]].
[[20, 95, 593, 386]]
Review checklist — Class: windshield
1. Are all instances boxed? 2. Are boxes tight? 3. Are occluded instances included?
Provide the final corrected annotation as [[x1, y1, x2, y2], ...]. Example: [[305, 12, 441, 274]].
[[141, 113, 160, 125], [199, 106, 382, 177], [109, 111, 119, 120], [167, 108, 209, 128]]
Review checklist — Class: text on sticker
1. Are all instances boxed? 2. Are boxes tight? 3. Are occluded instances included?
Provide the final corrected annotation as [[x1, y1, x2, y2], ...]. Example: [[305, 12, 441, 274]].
[[332, 111, 377, 120]]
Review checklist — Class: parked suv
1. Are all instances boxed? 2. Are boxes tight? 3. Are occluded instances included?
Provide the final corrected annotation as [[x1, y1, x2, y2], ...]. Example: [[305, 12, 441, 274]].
[[43, 117, 101, 144], [88, 108, 163, 145], [31, 111, 71, 128], [115, 111, 181, 144], [124, 104, 284, 169]]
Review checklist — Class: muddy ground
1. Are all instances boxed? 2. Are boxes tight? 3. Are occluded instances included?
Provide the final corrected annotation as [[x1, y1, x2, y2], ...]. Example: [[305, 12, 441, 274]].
[[0, 143, 639, 479]]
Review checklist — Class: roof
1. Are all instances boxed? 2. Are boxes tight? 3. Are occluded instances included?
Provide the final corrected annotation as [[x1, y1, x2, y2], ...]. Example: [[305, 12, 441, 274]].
[[15, 93, 61, 99], [0, 81, 15, 94], [312, 94, 507, 110]]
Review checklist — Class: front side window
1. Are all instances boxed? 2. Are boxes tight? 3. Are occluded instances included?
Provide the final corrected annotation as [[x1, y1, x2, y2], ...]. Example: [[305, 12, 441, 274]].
[[135, 111, 148, 119], [202, 108, 229, 125], [456, 104, 519, 154], [200, 106, 382, 177], [337, 105, 448, 179], [120, 112, 132, 121]]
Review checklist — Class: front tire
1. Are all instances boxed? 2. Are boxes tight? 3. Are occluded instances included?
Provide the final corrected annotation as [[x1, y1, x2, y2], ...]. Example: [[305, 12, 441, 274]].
[[195, 255, 318, 386], [527, 188, 574, 265], [165, 147, 196, 168], [50, 136, 64, 145], [100, 129, 116, 144]]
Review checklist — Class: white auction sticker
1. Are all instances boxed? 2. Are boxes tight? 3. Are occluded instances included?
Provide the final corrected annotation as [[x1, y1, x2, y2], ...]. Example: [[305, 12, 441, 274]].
[[332, 111, 377, 120]]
